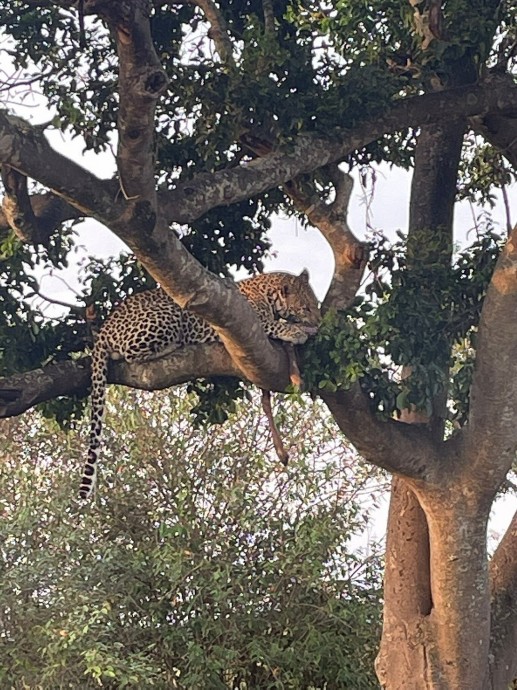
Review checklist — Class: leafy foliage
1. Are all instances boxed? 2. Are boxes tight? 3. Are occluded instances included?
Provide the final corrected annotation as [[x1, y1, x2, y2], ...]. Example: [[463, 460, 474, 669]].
[[0, 222, 83, 377], [458, 137, 516, 207], [0, 391, 383, 689], [303, 229, 502, 421], [186, 376, 251, 426]]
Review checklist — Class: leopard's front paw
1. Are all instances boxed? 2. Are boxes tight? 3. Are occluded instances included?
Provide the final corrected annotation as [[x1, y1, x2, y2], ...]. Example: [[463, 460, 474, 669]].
[[283, 327, 309, 345]]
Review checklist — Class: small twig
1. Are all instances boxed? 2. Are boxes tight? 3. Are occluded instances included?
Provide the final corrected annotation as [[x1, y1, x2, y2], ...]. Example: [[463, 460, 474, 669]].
[[261, 389, 289, 466], [28, 287, 83, 313], [39, 273, 83, 299]]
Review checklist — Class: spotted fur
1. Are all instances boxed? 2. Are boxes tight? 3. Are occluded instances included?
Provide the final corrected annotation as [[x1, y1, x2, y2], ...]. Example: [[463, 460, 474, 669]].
[[80, 270, 321, 499]]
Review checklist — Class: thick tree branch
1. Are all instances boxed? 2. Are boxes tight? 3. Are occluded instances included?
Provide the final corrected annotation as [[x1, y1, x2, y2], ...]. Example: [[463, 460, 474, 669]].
[[160, 78, 517, 224], [0, 79, 515, 396], [284, 169, 367, 311], [488, 508, 517, 688], [320, 388, 443, 480], [462, 223, 517, 489], [0, 361, 90, 417], [94, 0, 169, 204], [0, 341, 293, 419], [1, 80, 516, 238]]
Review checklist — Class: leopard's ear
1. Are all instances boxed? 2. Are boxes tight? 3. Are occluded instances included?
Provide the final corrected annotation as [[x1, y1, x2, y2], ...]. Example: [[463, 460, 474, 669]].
[[299, 268, 310, 283]]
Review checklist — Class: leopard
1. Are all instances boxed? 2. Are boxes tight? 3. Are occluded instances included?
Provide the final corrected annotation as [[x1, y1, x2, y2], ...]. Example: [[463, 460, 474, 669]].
[[80, 269, 321, 499]]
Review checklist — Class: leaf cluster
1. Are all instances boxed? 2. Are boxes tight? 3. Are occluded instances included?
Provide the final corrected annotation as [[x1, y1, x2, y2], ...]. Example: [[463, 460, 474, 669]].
[[304, 230, 502, 421], [0, 223, 83, 377], [458, 138, 516, 207], [186, 376, 251, 426]]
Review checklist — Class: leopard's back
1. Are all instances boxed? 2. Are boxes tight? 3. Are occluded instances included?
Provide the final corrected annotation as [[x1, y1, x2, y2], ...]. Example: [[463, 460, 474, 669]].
[[100, 288, 218, 361]]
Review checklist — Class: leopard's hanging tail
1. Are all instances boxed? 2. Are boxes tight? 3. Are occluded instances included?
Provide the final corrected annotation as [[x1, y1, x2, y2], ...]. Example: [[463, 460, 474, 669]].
[[80, 343, 109, 499]]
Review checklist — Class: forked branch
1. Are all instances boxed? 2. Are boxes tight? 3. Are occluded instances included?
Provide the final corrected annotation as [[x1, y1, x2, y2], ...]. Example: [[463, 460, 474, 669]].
[[284, 168, 367, 311]]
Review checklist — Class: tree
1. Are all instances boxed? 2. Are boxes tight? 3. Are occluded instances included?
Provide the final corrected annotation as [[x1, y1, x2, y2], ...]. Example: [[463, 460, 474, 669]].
[[0, 390, 383, 688], [0, 0, 516, 687]]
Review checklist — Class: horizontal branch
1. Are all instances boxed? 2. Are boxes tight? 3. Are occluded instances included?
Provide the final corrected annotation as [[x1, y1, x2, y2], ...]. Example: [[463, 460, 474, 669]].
[[1, 79, 516, 241], [161, 78, 517, 224], [2, 344, 448, 484], [320, 388, 444, 480], [0, 341, 292, 419], [0, 361, 89, 417]]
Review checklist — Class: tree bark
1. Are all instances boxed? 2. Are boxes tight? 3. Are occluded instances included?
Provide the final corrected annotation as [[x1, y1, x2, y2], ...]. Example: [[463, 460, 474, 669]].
[[488, 508, 517, 687], [375, 478, 431, 688], [373, 114, 482, 688]]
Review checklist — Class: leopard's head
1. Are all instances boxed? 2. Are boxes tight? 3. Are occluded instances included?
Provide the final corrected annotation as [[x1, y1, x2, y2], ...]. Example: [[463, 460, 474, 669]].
[[281, 269, 321, 332]]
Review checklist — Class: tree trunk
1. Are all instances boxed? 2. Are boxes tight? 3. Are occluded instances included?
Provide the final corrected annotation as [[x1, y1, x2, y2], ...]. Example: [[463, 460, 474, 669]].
[[420, 490, 491, 688], [373, 115, 485, 687], [375, 478, 431, 687]]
